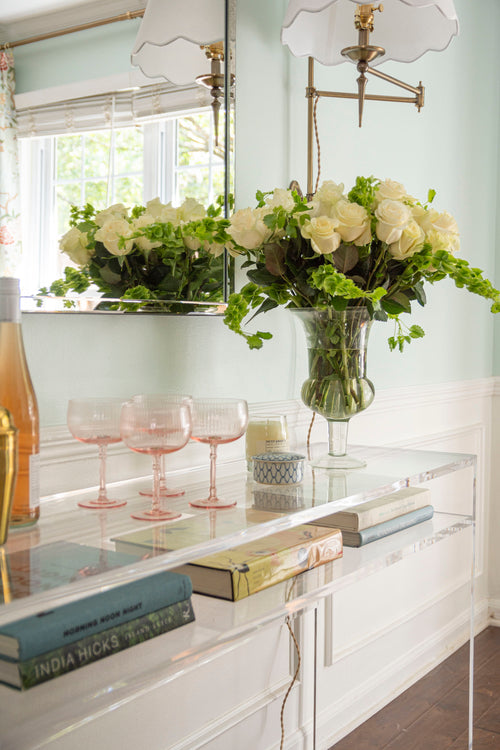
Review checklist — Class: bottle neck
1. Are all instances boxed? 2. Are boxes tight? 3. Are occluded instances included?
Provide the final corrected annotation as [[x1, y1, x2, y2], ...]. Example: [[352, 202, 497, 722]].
[[0, 293, 21, 324]]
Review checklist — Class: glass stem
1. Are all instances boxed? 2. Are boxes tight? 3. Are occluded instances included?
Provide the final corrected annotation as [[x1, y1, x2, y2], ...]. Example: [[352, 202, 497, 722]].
[[158, 455, 166, 493], [151, 454, 162, 514], [208, 442, 218, 503], [97, 443, 108, 503], [328, 420, 349, 457]]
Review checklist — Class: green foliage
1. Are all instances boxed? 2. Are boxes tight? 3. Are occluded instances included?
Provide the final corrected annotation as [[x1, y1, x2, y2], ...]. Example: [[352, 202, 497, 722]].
[[347, 175, 380, 210]]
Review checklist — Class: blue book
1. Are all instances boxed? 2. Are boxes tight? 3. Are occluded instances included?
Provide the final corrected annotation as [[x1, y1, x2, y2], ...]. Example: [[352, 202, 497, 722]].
[[0, 541, 192, 661], [0, 598, 195, 690], [341, 506, 434, 547]]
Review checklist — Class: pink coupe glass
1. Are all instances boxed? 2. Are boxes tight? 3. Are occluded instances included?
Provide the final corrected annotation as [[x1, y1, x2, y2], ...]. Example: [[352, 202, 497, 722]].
[[190, 397, 248, 509], [67, 397, 127, 510], [120, 395, 192, 521], [134, 394, 192, 498]]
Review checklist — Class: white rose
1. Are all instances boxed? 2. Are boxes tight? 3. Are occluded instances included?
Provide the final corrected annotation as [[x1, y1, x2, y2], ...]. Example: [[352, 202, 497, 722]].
[[146, 198, 180, 225], [265, 188, 295, 213], [427, 228, 460, 254], [94, 218, 134, 256], [388, 220, 425, 261], [131, 214, 162, 252], [375, 199, 411, 244], [301, 216, 341, 255], [431, 210, 459, 235], [228, 207, 271, 250], [94, 203, 129, 227], [59, 227, 93, 267], [374, 179, 412, 205], [204, 240, 225, 257], [183, 236, 201, 252], [414, 208, 460, 253], [145, 197, 167, 219], [412, 205, 439, 233], [310, 181, 345, 218], [178, 197, 206, 223], [334, 199, 371, 246]]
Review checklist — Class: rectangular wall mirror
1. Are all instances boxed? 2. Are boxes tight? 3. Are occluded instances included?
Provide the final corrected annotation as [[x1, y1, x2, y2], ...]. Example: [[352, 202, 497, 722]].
[[4, 0, 235, 313]]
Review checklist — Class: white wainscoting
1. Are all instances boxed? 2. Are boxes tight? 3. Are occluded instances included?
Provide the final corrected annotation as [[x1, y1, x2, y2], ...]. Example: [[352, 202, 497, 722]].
[[37, 377, 497, 749]]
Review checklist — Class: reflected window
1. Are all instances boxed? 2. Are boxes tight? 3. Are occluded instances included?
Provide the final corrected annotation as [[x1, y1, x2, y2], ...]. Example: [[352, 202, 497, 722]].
[[18, 107, 233, 295]]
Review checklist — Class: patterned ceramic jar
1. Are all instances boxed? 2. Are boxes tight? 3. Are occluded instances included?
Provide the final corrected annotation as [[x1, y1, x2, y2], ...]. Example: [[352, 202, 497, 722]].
[[252, 452, 305, 485]]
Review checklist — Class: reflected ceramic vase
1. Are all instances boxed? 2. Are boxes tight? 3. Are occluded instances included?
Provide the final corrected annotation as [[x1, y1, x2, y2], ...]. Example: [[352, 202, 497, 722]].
[[293, 307, 375, 469]]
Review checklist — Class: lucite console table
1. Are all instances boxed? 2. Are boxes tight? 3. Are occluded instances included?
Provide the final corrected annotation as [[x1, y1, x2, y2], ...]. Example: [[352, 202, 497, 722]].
[[0, 445, 476, 750]]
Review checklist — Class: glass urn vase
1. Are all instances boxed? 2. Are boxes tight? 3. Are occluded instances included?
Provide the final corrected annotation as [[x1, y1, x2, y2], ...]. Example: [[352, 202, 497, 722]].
[[293, 307, 375, 469]]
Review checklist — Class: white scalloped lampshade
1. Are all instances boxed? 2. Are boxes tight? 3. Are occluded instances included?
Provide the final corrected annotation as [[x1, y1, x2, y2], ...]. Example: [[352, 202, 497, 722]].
[[281, 0, 459, 66], [131, 0, 225, 85]]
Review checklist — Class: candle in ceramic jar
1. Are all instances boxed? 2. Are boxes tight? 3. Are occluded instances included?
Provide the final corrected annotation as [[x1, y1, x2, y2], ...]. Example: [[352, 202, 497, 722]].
[[245, 416, 289, 472]]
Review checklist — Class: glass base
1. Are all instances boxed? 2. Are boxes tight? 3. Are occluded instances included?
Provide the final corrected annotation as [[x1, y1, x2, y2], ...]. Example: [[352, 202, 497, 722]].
[[139, 487, 185, 498], [190, 497, 236, 509], [312, 452, 366, 470], [78, 498, 127, 509], [131, 508, 182, 521]]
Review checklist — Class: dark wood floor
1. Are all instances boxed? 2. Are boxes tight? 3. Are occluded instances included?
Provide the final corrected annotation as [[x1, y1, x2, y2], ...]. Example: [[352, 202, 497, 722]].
[[329, 626, 500, 749]]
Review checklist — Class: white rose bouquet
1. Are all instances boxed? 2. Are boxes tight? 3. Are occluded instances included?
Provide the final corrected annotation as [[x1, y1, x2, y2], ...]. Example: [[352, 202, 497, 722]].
[[219, 176, 500, 350], [44, 196, 231, 311]]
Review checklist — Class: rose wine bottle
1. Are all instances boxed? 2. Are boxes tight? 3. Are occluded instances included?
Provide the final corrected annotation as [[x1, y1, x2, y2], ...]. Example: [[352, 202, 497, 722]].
[[0, 278, 40, 527]]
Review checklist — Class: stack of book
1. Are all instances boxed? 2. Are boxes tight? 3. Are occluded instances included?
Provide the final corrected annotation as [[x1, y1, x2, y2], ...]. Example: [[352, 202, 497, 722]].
[[0, 541, 195, 690], [317, 486, 434, 547]]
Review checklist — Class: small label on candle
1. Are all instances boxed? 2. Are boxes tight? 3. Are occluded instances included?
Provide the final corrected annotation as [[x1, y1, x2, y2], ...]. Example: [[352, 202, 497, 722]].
[[246, 418, 289, 471]]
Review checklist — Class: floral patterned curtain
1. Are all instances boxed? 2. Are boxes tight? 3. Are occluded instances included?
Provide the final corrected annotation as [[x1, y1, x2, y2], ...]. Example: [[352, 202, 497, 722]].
[[0, 49, 22, 278]]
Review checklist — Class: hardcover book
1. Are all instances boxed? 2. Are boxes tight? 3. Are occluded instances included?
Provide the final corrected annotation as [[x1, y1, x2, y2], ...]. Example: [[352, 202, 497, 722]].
[[0, 541, 193, 661], [341, 505, 434, 547], [0, 597, 195, 690], [317, 486, 431, 531], [172, 525, 343, 600]]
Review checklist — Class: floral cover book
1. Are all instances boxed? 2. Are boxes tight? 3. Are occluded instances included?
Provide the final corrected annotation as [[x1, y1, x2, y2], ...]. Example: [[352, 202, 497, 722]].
[[115, 520, 343, 602], [176, 524, 343, 601]]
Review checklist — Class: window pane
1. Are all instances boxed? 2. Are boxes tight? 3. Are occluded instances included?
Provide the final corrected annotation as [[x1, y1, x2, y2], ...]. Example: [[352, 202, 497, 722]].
[[114, 177, 144, 207], [56, 183, 81, 236], [212, 167, 226, 201], [84, 132, 111, 179], [115, 127, 144, 175], [177, 169, 210, 204], [177, 113, 211, 167], [84, 181, 109, 208], [56, 135, 82, 181]]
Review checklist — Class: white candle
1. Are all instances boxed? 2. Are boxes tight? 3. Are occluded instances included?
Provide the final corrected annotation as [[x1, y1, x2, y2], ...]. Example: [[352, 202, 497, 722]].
[[245, 416, 289, 471]]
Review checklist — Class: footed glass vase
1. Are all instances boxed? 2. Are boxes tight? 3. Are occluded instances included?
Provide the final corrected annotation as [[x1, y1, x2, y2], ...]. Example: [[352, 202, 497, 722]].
[[293, 307, 375, 469]]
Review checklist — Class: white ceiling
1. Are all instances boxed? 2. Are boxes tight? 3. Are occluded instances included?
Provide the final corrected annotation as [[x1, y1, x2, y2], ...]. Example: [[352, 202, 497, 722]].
[[0, 0, 87, 24]]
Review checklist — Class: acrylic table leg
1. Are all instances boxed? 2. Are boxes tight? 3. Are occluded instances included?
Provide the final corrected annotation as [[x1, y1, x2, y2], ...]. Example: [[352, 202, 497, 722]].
[[468, 457, 477, 749]]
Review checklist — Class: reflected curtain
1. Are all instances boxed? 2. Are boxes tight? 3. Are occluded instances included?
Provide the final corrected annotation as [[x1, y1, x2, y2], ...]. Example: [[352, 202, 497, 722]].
[[0, 50, 22, 278]]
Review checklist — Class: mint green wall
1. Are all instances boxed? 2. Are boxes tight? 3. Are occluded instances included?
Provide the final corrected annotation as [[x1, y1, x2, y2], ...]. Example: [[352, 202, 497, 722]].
[[14, 0, 500, 427]]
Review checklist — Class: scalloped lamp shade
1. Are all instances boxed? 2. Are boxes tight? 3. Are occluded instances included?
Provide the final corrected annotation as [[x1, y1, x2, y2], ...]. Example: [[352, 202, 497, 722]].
[[131, 0, 225, 84], [281, 0, 459, 67]]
